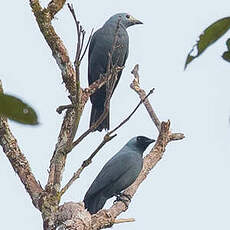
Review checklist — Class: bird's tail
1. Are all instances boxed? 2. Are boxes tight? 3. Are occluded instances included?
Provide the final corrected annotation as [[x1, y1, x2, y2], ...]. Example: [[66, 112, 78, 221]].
[[84, 194, 107, 214], [90, 104, 109, 132]]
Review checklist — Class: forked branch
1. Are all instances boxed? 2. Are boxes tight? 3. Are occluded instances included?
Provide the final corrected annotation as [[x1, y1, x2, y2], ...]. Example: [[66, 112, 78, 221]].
[[87, 67, 185, 229], [130, 64, 184, 141], [61, 87, 154, 196]]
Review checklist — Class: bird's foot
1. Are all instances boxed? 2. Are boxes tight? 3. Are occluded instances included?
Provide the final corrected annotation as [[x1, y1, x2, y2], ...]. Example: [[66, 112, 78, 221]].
[[113, 192, 131, 207], [119, 192, 131, 201]]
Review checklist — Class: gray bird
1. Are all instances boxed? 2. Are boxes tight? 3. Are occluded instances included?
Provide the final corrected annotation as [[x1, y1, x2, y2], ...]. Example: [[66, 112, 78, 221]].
[[84, 136, 155, 214], [88, 13, 143, 131]]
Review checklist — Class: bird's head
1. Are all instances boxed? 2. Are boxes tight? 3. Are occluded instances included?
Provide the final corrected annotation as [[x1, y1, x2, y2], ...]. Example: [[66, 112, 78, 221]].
[[136, 136, 155, 150], [127, 136, 155, 153], [107, 13, 143, 29]]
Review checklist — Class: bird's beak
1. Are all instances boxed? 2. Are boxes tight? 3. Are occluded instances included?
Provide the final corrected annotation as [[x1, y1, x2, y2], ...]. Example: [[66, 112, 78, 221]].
[[146, 139, 155, 144], [129, 15, 143, 25]]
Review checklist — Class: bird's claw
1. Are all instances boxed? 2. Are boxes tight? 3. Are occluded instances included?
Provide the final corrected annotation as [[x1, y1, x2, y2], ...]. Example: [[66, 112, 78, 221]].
[[113, 192, 131, 207]]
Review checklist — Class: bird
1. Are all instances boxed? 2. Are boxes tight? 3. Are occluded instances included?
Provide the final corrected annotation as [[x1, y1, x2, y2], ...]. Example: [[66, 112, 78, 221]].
[[83, 136, 155, 214], [88, 13, 143, 131]]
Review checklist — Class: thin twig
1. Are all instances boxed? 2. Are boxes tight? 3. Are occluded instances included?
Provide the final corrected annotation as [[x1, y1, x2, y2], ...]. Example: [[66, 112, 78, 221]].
[[71, 67, 120, 149], [60, 134, 117, 196], [106, 18, 121, 99], [131, 64, 161, 131], [106, 18, 121, 72], [108, 88, 154, 135], [67, 3, 82, 66], [88, 67, 185, 228], [79, 30, 86, 59], [113, 218, 135, 224], [71, 72, 153, 150], [62, 88, 154, 195], [56, 104, 73, 114], [45, 3, 83, 196], [91, 121, 184, 230], [80, 28, 94, 62], [130, 64, 184, 141], [170, 132, 185, 141], [71, 20, 123, 149], [89, 19, 121, 129], [64, 87, 153, 193], [81, 71, 116, 106]]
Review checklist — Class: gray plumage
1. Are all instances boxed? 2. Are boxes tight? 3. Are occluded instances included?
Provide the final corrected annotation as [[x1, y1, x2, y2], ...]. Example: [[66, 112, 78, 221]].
[[83, 136, 155, 214], [88, 13, 143, 131]]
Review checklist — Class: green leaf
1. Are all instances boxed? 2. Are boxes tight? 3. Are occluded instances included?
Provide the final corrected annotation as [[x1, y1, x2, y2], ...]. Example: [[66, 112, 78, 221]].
[[225, 38, 230, 51], [222, 51, 230, 62], [0, 94, 38, 125], [222, 38, 230, 62], [185, 17, 230, 69]]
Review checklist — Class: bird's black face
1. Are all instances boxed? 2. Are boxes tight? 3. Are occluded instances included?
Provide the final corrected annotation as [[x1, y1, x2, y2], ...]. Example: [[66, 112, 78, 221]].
[[136, 136, 155, 150]]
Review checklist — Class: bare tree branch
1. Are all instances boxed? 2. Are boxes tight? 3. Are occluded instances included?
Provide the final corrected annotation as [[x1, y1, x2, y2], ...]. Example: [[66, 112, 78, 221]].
[[71, 19, 123, 149], [67, 4, 82, 66], [29, 1, 89, 229], [170, 132, 185, 141], [56, 120, 184, 230], [55, 64, 185, 230], [60, 134, 117, 196], [56, 67, 117, 115], [30, 0, 77, 96], [56, 104, 74, 114], [86, 67, 185, 228], [47, 0, 66, 18], [90, 121, 183, 230], [108, 88, 154, 135], [61, 86, 154, 195], [80, 29, 94, 62], [0, 80, 44, 210], [113, 218, 135, 224], [130, 64, 184, 141], [80, 66, 122, 104], [30, 0, 79, 199], [71, 67, 120, 149], [130, 64, 161, 131], [6, 2, 186, 229]]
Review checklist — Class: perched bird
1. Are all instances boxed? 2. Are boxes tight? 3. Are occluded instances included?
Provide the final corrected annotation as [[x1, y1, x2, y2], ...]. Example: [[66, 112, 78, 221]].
[[88, 13, 143, 131], [84, 136, 155, 214]]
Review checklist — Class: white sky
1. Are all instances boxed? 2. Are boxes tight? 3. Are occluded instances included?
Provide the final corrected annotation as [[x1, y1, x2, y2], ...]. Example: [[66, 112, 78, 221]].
[[1, 1, 230, 229]]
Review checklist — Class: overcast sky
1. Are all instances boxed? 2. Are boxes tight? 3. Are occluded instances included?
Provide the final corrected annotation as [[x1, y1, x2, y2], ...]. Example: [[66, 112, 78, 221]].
[[1, 1, 230, 229]]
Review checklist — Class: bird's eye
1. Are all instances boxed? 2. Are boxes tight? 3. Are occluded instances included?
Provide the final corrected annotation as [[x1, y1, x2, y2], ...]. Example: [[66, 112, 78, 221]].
[[126, 14, 130, 19]]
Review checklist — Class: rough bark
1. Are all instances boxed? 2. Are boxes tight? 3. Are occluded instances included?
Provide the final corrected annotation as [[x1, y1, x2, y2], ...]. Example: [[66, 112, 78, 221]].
[[0, 81, 44, 209]]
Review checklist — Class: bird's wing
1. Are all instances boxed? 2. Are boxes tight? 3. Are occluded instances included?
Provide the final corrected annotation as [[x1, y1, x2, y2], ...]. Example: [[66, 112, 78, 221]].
[[123, 46, 129, 64], [111, 47, 129, 93], [85, 153, 136, 197], [88, 28, 111, 85]]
